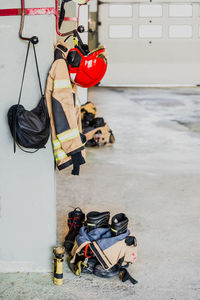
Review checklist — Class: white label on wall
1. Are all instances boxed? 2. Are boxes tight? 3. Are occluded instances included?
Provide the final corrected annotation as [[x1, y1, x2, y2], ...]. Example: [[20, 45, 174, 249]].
[[169, 5, 193, 17], [109, 25, 132, 38], [109, 5, 132, 18], [139, 25, 162, 38], [169, 25, 192, 38], [139, 5, 162, 17]]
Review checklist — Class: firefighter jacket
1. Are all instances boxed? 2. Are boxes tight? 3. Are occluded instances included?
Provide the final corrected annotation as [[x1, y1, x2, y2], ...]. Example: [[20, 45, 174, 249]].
[[71, 227, 137, 270], [45, 39, 85, 173]]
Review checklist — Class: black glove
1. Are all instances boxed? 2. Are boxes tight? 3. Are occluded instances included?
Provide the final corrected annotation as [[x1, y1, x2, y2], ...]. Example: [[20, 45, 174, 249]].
[[71, 151, 85, 176], [80, 133, 87, 144]]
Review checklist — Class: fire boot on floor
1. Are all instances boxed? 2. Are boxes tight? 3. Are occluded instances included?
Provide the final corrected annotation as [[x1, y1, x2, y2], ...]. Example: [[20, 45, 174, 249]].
[[110, 213, 129, 236], [85, 211, 110, 232], [64, 207, 85, 253]]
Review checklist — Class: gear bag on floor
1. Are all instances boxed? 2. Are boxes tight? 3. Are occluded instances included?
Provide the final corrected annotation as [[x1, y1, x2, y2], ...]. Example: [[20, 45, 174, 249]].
[[68, 226, 137, 284], [71, 227, 136, 269], [81, 101, 115, 147]]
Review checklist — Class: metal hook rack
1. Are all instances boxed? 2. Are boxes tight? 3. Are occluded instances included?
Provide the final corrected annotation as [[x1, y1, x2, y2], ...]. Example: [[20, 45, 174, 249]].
[[0, 0, 83, 37]]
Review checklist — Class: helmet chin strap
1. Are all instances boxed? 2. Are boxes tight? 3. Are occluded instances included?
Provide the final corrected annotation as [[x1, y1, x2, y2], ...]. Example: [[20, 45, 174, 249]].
[[70, 73, 76, 82]]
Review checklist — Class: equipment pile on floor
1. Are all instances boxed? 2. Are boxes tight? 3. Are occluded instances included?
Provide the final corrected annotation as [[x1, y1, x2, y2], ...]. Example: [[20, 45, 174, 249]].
[[81, 101, 115, 147], [53, 208, 138, 286]]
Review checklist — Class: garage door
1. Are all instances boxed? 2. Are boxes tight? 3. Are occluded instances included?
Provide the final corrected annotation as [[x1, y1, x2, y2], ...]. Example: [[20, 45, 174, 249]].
[[98, 0, 200, 86]]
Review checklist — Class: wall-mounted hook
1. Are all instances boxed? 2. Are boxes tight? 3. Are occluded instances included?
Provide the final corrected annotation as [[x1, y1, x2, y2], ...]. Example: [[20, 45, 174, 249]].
[[0, 0, 88, 39], [56, 0, 85, 37], [19, 0, 39, 43]]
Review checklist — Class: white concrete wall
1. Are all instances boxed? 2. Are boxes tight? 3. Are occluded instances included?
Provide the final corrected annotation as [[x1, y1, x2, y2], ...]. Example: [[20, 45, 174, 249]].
[[0, 0, 56, 272]]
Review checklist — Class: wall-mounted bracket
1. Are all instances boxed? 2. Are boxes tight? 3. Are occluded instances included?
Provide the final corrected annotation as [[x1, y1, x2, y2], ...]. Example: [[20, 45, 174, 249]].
[[0, 0, 79, 37]]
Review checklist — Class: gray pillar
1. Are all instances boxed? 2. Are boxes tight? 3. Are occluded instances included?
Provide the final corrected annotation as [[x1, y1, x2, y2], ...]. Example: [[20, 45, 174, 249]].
[[0, 0, 56, 272]]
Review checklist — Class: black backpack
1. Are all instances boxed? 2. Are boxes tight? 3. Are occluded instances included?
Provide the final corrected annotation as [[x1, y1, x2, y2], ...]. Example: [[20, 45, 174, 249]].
[[7, 39, 50, 153]]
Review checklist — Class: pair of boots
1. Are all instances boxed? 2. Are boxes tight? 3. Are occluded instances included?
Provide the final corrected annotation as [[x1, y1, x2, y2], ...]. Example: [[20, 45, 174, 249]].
[[64, 209, 129, 253], [85, 211, 128, 236]]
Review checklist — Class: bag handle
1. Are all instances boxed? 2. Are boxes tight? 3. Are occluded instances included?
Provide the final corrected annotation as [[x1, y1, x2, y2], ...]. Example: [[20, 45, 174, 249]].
[[17, 40, 30, 105], [17, 39, 43, 106], [13, 42, 30, 152], [33, 41, 43, 98], [14, 39, 44, 153]]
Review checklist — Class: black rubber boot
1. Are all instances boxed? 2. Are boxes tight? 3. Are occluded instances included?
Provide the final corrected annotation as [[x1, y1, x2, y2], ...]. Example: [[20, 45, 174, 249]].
[[85, 211, 110, 232], [110, 213, 129, 236], [64, 207, 85, 253], [94, 264, 119, 278]]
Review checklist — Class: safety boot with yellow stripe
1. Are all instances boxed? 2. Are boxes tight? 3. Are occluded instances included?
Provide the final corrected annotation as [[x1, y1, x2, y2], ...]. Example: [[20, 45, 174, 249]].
[[85, 211, 110, 232], [110, 213, 129, 237]]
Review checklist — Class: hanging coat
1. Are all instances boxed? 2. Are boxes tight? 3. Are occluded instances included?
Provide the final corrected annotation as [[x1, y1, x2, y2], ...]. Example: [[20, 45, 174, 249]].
[[45, 39, 85, 173]]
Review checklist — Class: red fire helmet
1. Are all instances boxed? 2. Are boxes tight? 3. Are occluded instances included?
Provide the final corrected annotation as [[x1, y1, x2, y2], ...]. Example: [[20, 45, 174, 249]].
[[67, 46, 107, 88]]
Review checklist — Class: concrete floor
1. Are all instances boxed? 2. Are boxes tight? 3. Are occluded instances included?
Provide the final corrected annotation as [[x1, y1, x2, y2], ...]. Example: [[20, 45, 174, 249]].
[[1, 87, 200, 299]]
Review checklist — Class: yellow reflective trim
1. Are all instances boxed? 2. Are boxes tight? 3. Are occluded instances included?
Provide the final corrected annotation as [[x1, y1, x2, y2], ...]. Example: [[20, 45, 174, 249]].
[[54, 79, 71, 89], [76, 97, 81, 108], [54, 150, 67, 162], [57, 128, 79, 143], [53, 139, 61, 150], [87, 223, 96, 227], [73, 37, 78, 46], [57, 128, 79, 138]]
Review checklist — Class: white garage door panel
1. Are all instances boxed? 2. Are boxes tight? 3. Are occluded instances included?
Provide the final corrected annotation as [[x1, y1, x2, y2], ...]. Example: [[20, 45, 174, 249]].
[[139, 5, 163, 17], [105, 41, 200, 64], [98, 1, 200, 86], [109, 4, 133, 17], [104, 64, 200, 86], [169, 4, 193, 17], [109, 25, 133, 38]]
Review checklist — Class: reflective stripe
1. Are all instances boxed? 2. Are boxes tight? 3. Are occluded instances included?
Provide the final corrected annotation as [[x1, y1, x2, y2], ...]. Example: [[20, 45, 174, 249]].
[[76, 96, 81, 108], [53, 139, 61, 150], [57, 128, 79, 143], [54, 149, 67, 162], [54, 79, 71, 89], [110, 228, 117, 233], [87, 223, 96, 227]]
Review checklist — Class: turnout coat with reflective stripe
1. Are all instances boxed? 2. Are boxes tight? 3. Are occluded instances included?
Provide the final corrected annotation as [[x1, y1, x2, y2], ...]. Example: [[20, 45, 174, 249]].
[[71, 227, 137, 270], [45, 40, 84, 170]]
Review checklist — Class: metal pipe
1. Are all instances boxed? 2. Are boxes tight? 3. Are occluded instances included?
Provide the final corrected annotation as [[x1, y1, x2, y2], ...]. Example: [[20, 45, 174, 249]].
[[0, 0, 81, 39], [19, 0, 30, 41], [55, 0, 82, 37]]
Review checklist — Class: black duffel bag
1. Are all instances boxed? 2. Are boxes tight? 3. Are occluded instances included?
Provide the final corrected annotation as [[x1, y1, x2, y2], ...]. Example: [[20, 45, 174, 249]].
[[7, 39, 50, 153]]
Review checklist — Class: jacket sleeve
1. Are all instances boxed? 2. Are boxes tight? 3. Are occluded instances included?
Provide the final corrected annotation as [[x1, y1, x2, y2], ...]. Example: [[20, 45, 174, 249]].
[[50, 58, 84, 156]]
